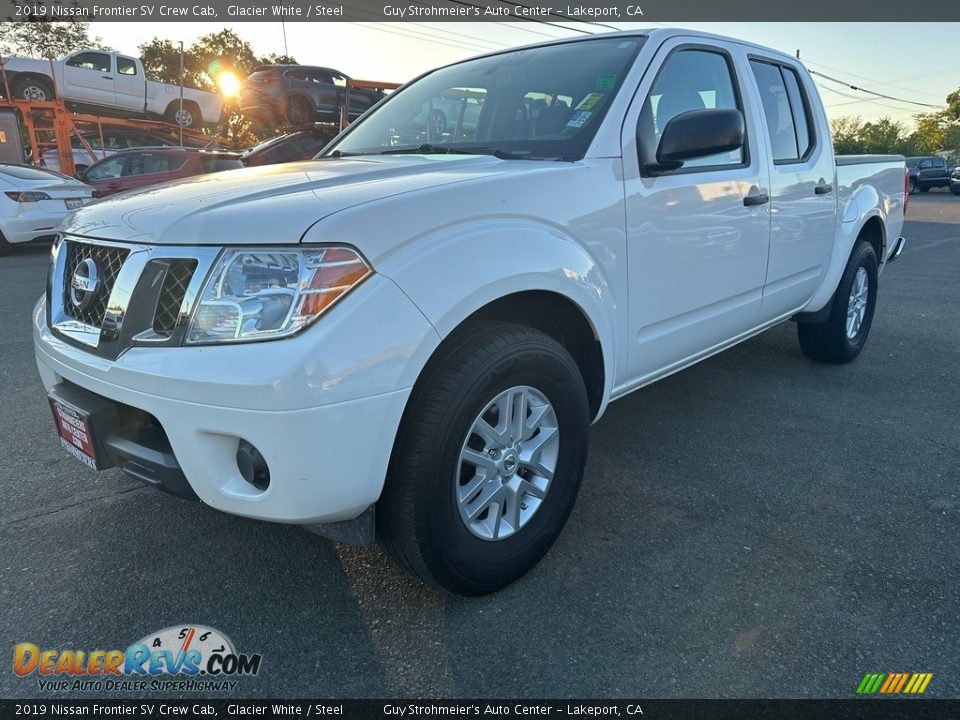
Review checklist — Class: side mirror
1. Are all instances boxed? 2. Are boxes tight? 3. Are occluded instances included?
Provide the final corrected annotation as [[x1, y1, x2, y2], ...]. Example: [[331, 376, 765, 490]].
[[647, 108, 745, 174]]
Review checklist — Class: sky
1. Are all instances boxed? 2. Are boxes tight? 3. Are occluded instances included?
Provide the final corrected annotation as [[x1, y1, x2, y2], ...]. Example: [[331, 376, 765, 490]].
[[91, 22, 960, 128]]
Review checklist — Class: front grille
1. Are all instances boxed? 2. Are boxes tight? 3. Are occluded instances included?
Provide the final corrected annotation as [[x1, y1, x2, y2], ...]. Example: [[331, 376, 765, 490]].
[[62, 240, 129, 328], [152, 260, 198, 337]]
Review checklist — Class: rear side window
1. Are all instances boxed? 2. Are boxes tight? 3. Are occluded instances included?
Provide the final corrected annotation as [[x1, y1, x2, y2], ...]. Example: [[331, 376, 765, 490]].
[[127, 153, 187, 176], [781, 68, 812, 158], [201, 156, 243, 172], [750, 60, 814, 163], [117, 57, 138, 76]]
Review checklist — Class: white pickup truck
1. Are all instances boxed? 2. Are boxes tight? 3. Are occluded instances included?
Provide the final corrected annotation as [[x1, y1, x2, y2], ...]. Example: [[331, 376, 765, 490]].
[[34, 29, 907, 595], [1, 50, 222, 128]]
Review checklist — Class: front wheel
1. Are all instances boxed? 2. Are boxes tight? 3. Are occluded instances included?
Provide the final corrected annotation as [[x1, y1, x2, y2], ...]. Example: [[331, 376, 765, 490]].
[[14, 77, 53, 102], [378, 322, 590, 595], [918, 185, 930, 193], [797, 240, 878, 364]]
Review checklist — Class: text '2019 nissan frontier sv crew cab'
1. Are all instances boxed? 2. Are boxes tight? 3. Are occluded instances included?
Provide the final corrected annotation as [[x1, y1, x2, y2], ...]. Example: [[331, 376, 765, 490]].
[[34, 29, 907, 595]]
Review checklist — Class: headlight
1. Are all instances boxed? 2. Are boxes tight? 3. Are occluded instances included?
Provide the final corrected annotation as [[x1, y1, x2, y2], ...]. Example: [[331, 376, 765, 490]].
[[185, 246, 371, 344]]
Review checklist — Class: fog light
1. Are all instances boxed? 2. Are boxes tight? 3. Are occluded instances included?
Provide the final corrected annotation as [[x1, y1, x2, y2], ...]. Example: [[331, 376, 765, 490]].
[[236, 440, 270, 491]]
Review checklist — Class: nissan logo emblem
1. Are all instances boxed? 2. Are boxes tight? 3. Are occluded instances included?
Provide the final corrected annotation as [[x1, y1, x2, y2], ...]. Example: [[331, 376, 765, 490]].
[[70, 258, 100, 311]]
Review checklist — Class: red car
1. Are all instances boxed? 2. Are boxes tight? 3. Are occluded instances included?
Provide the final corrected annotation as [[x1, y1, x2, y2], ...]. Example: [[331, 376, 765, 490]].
[[79, 147, 243, 198], [240, 129, 334, 167]]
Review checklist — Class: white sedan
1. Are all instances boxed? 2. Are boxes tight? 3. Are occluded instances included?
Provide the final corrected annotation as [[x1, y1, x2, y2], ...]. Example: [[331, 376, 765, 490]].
[[0, 164, 93, 256]]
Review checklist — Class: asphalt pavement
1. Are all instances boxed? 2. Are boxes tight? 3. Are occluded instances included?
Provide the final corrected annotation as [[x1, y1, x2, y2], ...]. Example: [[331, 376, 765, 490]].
[[1, 192, 958, 699]]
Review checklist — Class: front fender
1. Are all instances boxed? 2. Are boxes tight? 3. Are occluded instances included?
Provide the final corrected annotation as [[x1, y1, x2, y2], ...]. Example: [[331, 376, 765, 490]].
[[375, 218, 620, 418]]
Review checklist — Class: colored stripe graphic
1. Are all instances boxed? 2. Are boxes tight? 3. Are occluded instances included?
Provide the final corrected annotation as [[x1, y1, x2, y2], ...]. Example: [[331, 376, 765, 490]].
[[856, 672, 932, 694]]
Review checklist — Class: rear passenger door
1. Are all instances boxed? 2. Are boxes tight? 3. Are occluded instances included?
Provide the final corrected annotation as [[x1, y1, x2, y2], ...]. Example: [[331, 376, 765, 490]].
[[747, 56, 836, 316]]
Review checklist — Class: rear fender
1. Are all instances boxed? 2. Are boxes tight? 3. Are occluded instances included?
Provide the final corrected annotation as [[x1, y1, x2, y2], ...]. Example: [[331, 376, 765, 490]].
[[803, 184, 886, 313]]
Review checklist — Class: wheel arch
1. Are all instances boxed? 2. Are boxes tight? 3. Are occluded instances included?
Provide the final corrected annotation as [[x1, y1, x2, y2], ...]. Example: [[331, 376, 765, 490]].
[[10, 72, 55, 98], [434, 290, 606, 421], [164, 98, 201, 117], [803, 206, 888, 314]]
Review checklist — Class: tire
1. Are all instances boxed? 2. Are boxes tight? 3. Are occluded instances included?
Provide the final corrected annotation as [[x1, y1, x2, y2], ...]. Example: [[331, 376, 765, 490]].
[[0, 231, 12, 257], [908, 179, 917, 194], [378, 322, 590, 596], [798, 240, 879, 364], [951, 189, 960, 196], [165, 102, 198, 128], [285, 96, 312, 126], [14, 77, 53, 102], [918, 185, 929, 193]]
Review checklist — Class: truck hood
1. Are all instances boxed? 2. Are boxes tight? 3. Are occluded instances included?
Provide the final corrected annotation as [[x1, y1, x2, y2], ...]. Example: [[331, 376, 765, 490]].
[[60, 155, 554, 245]]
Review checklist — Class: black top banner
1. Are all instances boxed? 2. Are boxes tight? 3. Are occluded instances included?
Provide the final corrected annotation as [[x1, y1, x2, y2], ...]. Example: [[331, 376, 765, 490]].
[[2, 0, 960, 22]]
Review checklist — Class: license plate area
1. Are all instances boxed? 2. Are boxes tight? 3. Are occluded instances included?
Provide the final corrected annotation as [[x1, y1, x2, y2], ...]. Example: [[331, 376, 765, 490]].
[[49, 397, 99, 469], [65, 198, 83, 210]]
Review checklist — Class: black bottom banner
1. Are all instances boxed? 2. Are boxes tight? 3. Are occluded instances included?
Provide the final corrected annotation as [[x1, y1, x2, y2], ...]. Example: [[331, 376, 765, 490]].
[[3, 700, 960, 720]]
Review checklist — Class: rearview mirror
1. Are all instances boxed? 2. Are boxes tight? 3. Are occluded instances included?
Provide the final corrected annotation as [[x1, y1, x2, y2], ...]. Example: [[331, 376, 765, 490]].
[[648, 108, 745, 174]]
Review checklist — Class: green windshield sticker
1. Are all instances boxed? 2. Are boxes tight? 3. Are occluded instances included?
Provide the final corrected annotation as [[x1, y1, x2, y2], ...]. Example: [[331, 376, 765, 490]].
[[596, 74, 616, 91], [566, 110, 592, 129], [576, 93, 604, 111]]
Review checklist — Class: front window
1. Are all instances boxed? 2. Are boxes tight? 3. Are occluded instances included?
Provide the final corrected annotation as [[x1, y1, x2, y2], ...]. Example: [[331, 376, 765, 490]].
[[65, 52, 111, 73], [85, 156, 126, 180], [329, 37, 645, 161]]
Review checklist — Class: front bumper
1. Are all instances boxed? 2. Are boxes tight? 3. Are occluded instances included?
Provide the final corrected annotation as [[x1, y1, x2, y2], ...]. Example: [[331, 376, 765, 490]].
[[34, 274, 440, 524]]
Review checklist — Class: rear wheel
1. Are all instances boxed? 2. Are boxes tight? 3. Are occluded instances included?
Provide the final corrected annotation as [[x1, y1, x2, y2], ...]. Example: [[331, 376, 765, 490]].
[[285, 96, 312, 126], [918, 185, 930, 193], [797, 240, 878, 364], [379, 322, 590, 595], [165, 102, 198, 128], [0, 231, 11, 257]]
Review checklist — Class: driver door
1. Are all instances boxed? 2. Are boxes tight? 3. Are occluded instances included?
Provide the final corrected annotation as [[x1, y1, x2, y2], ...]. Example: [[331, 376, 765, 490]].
[[620, 38, 772, 383]]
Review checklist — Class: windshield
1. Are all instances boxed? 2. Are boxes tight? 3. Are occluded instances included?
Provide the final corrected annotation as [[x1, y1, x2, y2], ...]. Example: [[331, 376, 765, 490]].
[[329, 36, 645, 160]]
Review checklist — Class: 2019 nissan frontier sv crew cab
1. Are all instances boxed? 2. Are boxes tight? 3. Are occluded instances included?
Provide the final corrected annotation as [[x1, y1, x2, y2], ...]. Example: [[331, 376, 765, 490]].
[[34, 29, 907, 595]]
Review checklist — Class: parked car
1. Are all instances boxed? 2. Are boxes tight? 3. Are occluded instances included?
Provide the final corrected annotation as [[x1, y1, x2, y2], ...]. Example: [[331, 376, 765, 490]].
[[905, 155, 950, 193], [950, 165, 960, 195], [0, 163, 91, 255], [41, 128, 185, 174], [79, 147, 243, 198], [1, 50, 223, 128], [240, 65, 383, 127], [36, 29, 907, 595], [241, 129, 334, 167]]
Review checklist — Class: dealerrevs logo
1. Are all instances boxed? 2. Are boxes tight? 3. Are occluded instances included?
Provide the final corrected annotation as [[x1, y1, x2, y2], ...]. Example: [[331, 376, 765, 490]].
[[13, 625, 262, 692]]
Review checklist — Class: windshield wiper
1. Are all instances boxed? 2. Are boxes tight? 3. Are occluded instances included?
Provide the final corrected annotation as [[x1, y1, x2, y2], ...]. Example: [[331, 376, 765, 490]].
[[379, 144, 528, 160]]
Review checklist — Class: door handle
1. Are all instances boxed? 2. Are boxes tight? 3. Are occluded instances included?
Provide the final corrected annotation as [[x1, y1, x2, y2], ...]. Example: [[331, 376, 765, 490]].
[[815, 183, 833, 195], [107, 182, 120, 189], [743, 193, 769, 207], [102, 75, 113, 80]]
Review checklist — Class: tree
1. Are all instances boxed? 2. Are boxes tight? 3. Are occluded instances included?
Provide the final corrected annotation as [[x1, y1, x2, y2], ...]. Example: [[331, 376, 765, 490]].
[[830, 116, 866, 154], [0, 19, 111, 58], [138, 29, 299, 147], [911, 112, 946, 155]]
